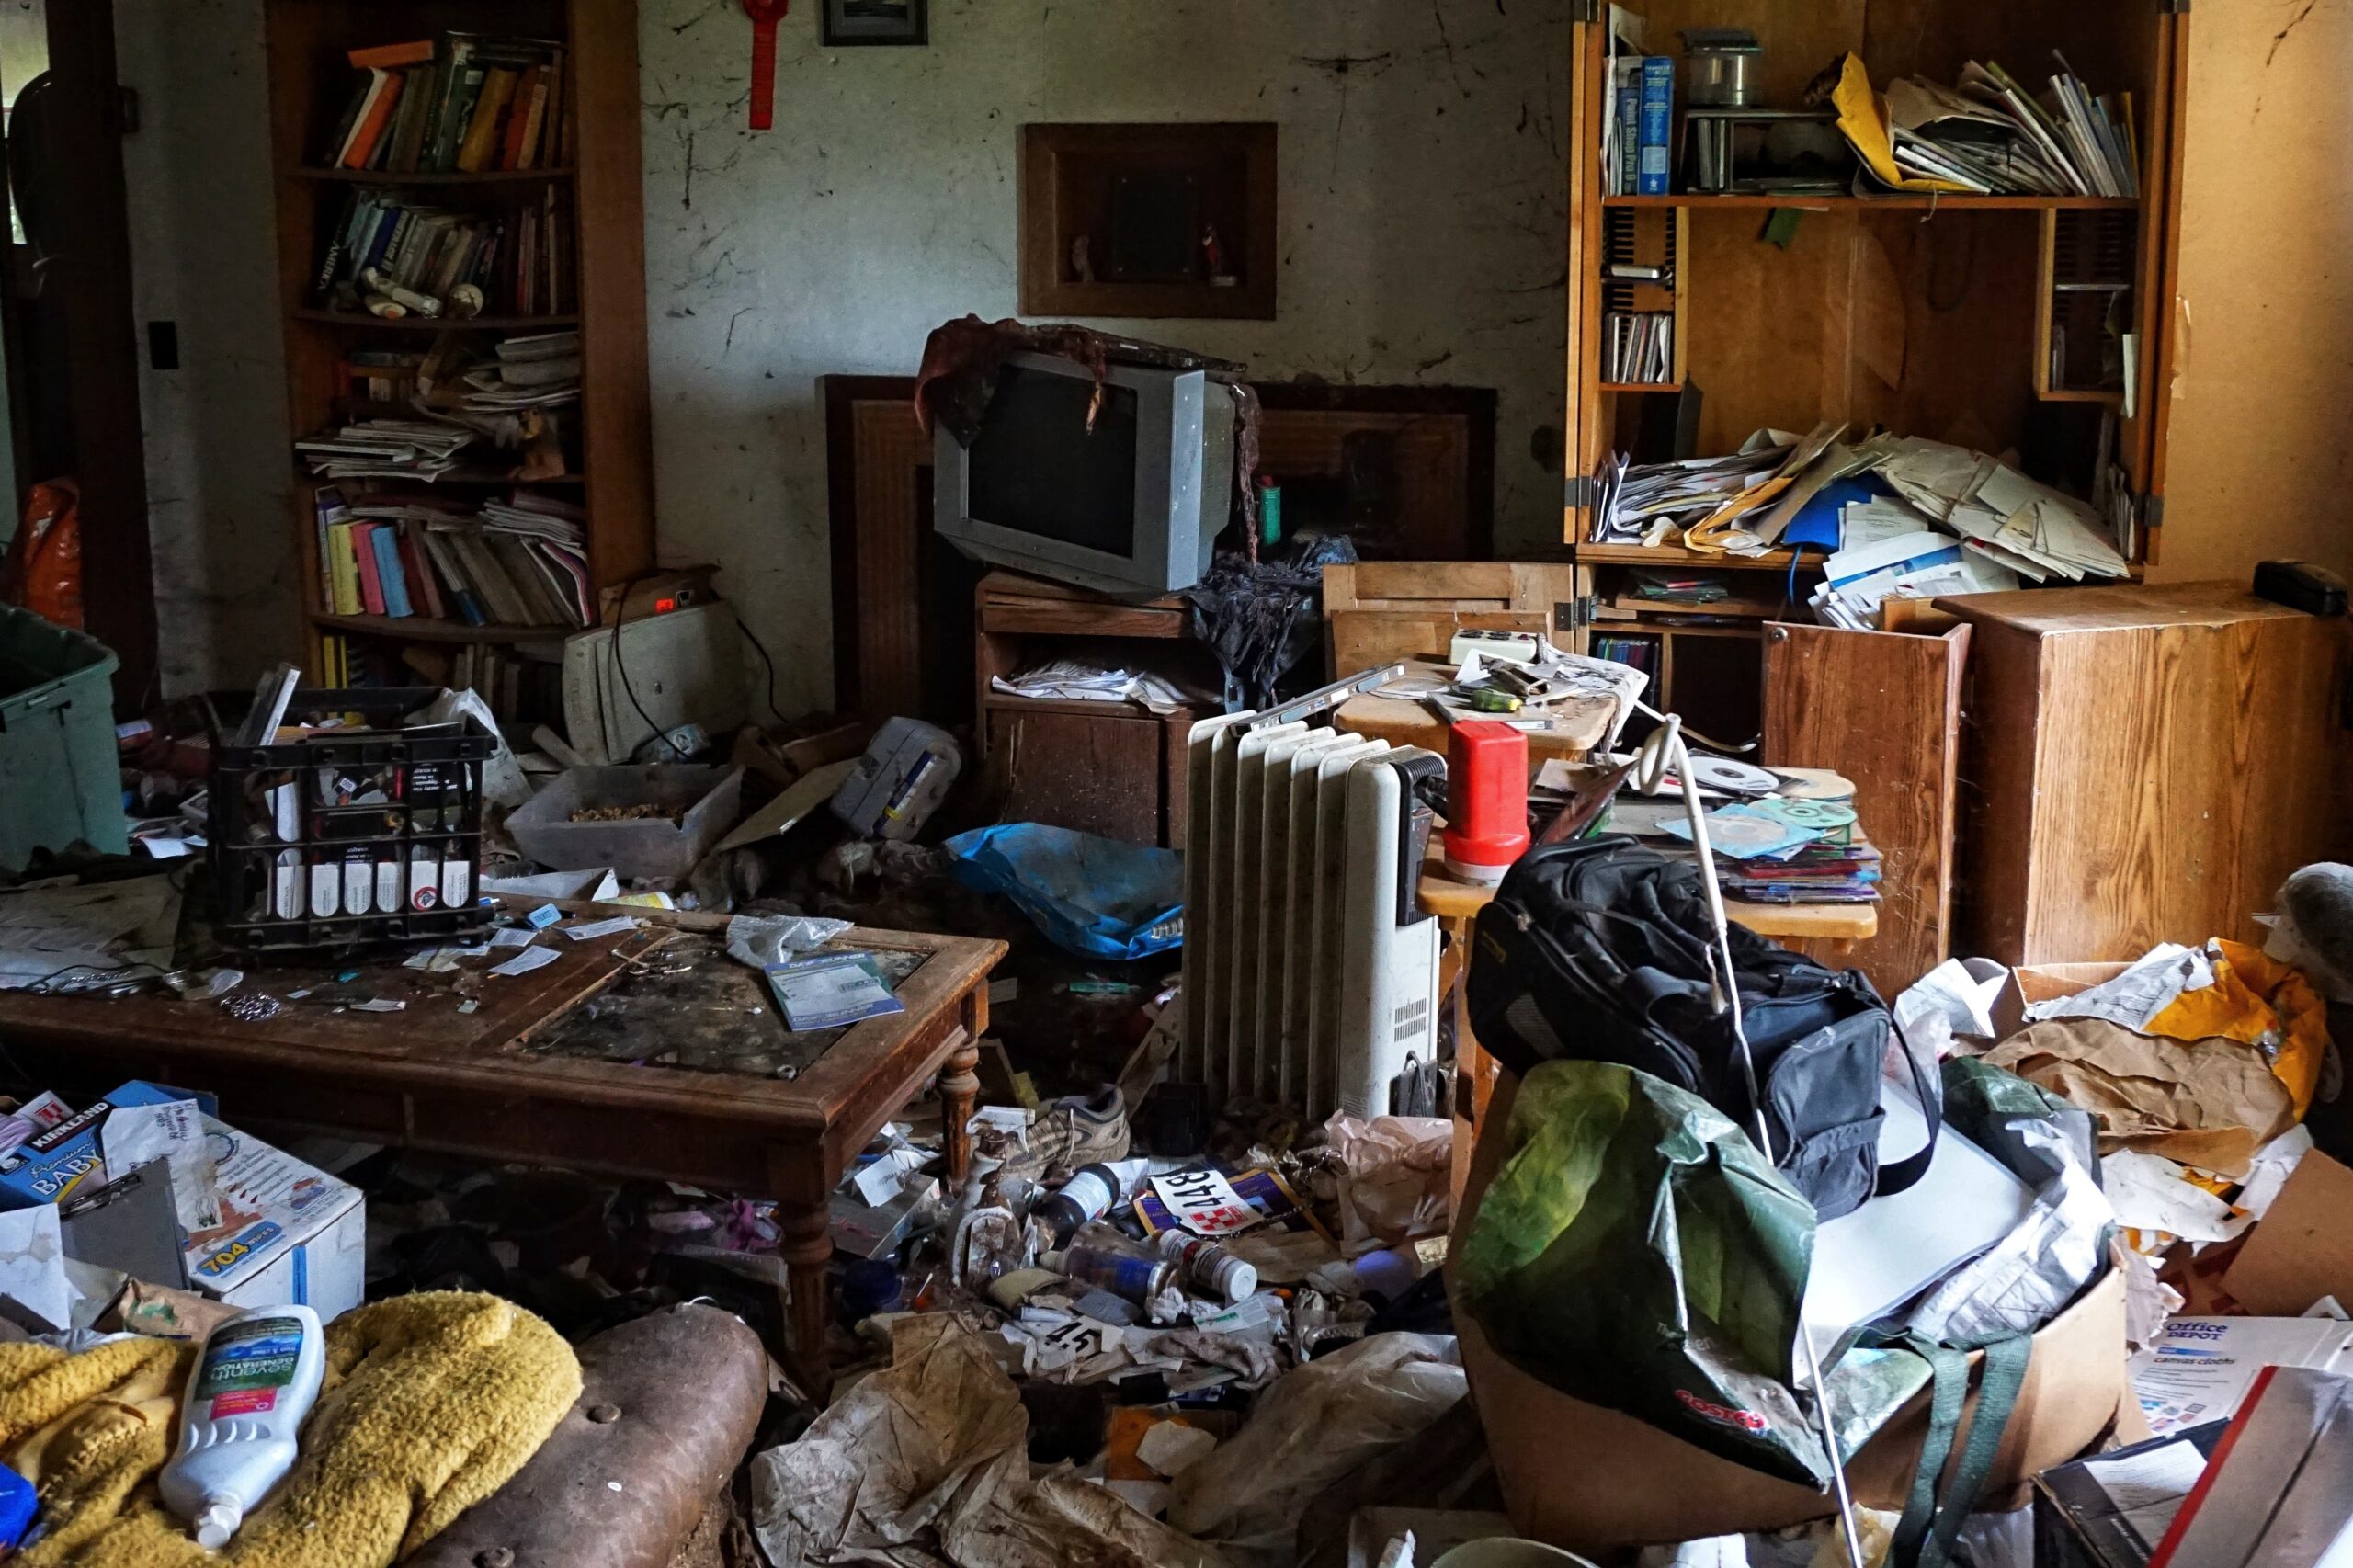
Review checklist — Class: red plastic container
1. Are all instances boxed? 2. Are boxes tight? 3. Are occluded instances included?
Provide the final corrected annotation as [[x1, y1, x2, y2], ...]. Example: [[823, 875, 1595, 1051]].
[[1442, 719, 1529, 883]]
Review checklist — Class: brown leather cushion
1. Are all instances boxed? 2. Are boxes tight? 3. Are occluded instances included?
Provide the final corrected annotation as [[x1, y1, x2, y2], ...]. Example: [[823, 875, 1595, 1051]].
[[407, 1303, 768, 1568]]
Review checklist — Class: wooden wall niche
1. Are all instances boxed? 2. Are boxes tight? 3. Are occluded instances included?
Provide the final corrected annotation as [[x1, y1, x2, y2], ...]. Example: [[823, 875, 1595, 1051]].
[[1019, 123, 1277, 320]]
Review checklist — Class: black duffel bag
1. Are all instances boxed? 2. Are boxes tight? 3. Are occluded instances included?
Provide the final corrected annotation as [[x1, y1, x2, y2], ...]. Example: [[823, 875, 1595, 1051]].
[[1466, 835, 1934, 1221]]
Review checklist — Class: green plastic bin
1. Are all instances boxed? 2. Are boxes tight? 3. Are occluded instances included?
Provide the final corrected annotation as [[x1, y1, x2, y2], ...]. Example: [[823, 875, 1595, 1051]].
[[0, 608, 127, 870]]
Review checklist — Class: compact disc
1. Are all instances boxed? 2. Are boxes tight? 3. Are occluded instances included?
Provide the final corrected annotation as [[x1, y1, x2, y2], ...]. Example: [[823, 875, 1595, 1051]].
[[1768, 766, 1856, 803], [1767, 797, 1859, 830], [1682, 755, 1779, 795], [1703, 812, 1799, 856]]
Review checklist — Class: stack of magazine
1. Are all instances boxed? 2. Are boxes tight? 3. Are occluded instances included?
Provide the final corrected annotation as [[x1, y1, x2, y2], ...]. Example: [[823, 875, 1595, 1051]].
[[1881, 55, 2138, 198]]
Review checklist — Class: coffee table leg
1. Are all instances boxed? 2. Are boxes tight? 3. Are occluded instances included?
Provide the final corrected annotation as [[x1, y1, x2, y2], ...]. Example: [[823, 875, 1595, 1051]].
[[941, 1029, 980, 1187], [780, 1199, 833, 1402]]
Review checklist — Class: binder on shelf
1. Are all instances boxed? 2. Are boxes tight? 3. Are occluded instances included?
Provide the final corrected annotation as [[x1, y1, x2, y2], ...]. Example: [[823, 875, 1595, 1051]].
[[1636, 57, 1674, 196]]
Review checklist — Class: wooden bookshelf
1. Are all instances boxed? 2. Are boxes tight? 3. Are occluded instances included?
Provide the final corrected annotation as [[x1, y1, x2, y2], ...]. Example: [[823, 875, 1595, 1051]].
[[263, 0, 654, 696], [1561, 1, 2188, 744]]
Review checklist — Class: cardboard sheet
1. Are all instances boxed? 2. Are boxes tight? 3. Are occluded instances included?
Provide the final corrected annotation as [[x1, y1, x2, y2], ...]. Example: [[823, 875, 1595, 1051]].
[[1984, 1019, 2295, 1178], [2225, 1151, 2353, 1316]]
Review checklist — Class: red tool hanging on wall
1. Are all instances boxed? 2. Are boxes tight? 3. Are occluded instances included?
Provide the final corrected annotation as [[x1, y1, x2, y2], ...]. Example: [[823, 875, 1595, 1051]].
[[743, 0, 787, 131]]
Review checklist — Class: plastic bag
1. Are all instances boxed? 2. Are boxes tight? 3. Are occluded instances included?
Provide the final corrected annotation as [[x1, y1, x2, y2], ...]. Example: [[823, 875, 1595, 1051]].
[[724, 914, 850, 970], [1897, 1059, 2113, 1346], [944, 823, 1182, 960], [1453, 1059, 1835, 1485], [1166, 1331, 1463, 1561], [0, 480, 82, 629]]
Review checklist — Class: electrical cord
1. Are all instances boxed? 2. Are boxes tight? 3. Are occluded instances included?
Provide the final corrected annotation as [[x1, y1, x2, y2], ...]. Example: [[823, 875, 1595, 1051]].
[[1629, 708, 1867, 1568], [732, 608, 789, 728], [607, 591, 688, 761], [608, 571, 790, 760]]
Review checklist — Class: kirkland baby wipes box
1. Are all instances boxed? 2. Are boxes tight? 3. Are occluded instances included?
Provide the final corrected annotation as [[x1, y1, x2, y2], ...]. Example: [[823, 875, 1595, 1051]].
[[0, 1082, 363, 1320]]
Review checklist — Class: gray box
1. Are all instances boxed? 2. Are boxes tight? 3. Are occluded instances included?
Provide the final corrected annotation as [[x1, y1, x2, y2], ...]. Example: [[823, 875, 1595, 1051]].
[[506, 766, 745, 881]]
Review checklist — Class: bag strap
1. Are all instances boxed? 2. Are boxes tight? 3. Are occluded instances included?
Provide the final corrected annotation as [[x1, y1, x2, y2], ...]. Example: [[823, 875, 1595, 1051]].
[[1873, 1015, 1943, 1199], [1886, 1331, 2032, 1568]]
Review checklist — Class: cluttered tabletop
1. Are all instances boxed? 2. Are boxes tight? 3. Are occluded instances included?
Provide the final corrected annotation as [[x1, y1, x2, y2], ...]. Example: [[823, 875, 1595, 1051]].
[[0, 887, 1003, 1183]]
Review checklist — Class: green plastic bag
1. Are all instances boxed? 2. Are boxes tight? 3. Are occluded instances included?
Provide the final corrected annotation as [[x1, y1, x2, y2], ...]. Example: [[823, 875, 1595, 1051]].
[[1457, 1060, 1838, 1485]]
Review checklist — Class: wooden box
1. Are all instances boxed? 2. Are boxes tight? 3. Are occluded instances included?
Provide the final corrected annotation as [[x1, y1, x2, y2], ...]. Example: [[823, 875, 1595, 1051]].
[[1934, 583, 2353, 965]]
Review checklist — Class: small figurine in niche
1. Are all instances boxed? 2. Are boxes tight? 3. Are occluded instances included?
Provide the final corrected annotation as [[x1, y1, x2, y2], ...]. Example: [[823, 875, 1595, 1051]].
[[1202, 223, 1237, 289], [1069, 234, 1094, 284]]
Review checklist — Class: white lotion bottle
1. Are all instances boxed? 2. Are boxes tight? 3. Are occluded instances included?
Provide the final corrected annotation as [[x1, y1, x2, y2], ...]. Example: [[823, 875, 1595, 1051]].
[[160, 1305, 326, 1549]]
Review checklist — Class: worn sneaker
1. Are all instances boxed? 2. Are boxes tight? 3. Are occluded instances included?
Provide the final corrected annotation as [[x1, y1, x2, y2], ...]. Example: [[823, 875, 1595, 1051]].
[[998, 1086, 1131, 1187]]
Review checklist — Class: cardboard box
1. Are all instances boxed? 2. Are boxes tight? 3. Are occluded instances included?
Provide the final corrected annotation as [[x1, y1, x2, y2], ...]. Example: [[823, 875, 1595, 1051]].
[[2223, 1150, 2353, 1316], [1454, 1072, 2131, 1552], [1989, 962, 2134, 1041], [0, 1083, 365, 1320]]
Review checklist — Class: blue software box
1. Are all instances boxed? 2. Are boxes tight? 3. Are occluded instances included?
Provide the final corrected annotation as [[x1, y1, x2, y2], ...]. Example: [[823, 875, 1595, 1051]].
[[1636, 56, 1675, 195], [0, 1081, 216, 1209]]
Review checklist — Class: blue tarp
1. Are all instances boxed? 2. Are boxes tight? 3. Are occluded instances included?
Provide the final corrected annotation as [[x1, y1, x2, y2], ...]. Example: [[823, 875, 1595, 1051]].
[[944, 823, 1183, 960]]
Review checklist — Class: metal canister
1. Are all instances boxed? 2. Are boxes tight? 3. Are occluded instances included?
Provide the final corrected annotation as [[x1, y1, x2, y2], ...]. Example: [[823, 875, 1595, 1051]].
[[1685, 44, 1759, 108]]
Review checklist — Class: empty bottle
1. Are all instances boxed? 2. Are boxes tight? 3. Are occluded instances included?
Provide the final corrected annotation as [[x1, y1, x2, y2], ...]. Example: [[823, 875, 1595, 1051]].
[[161, 1305, 326, 1549], [1155, 1230, 1259, 1305]]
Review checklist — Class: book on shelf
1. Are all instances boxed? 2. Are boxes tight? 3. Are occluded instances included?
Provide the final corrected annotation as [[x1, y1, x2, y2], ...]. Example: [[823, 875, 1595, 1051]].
[[1635, 57, 1674, 196], [322, 32, 566, 177], [313, 485, 351, 616], [311, 483, 591, 631], [314, 185, 572, 320], [1592, 632, 1661, 680]]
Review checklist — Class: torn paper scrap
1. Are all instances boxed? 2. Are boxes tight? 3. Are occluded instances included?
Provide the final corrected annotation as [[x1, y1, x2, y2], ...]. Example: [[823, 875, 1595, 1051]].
[[1984, 1018, 2296, 1178], [100, 1099, 226, 1233], [490, 945, 563, 978]]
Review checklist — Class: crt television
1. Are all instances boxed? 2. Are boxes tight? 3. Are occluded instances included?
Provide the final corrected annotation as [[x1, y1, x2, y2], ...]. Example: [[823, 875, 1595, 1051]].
[[932, 353, 1237, 597]]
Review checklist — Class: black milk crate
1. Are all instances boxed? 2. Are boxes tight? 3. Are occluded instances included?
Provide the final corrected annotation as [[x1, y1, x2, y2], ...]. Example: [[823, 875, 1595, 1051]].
[[209, 687, 494, 956]]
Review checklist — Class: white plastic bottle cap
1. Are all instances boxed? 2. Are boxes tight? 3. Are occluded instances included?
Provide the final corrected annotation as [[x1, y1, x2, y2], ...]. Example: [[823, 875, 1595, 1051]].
[[196, 1499, 243, 1550]]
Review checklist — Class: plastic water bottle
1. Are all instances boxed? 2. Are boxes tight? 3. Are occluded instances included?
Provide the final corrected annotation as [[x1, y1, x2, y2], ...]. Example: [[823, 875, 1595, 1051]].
[[161, 1305, 326, 1549]]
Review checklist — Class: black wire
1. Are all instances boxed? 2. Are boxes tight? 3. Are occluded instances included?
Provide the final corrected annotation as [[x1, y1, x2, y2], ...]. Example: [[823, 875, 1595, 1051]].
[[608, 587, 688, 761], [733, 609, 789, 728], [609, 570, 790, 758]]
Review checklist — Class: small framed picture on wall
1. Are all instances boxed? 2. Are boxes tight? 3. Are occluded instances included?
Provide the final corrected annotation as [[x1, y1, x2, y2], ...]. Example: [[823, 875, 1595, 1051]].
[[824, 0, 927, 46]]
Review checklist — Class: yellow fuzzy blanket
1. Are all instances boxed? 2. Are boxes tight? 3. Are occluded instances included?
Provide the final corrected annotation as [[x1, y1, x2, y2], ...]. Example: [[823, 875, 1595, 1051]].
[[0, 1292, 580, 1567]]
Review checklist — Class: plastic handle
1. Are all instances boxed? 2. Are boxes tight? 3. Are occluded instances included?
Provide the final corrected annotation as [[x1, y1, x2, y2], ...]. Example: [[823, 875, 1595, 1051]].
[[744, 0, 786, 131]]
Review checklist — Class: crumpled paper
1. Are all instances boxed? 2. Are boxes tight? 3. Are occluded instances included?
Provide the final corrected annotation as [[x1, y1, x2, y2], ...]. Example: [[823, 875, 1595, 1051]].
[[1167, 1333, 1465, 1566], [1322, 1112, 1452, 1253], [2103, 1149, 2244, 1246], [1984, 1017, 2295, 1178], [750, 1313, 1233, 1568]]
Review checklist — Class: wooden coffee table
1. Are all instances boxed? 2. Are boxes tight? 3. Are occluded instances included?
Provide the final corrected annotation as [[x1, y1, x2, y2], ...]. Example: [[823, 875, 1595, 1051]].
[[0, 903, 1004, 1395]]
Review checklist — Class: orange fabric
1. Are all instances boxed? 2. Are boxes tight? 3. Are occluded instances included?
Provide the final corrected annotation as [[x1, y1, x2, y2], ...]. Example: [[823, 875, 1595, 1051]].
[[2147, 939, 2328, 1120]]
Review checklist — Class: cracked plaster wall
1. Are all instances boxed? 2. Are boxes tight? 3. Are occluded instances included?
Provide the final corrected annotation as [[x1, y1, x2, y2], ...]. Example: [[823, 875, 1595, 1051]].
[[110, 0, 1573, 700], [642, 0, 1573, 715]]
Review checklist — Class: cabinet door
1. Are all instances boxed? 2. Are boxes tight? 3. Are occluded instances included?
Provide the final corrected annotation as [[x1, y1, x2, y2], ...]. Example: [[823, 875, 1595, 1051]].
[[1563, 12, 1604, 546], [988, 707, 1166, 846], [1761, 620, 1970, 1000]]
